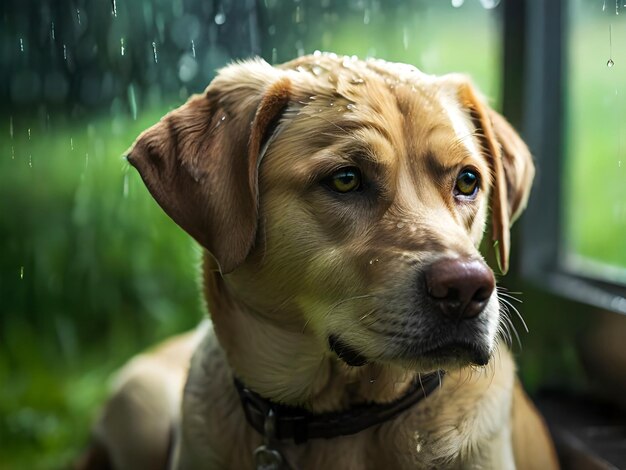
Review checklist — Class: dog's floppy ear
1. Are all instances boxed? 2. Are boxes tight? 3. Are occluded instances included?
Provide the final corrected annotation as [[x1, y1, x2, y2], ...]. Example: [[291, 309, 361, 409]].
[[127, 61, 291, 273], [455, 80, 535, 274]]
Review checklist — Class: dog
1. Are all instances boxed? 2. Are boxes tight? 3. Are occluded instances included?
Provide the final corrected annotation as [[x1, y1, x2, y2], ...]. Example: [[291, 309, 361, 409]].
[[80, 53, 559, 470]]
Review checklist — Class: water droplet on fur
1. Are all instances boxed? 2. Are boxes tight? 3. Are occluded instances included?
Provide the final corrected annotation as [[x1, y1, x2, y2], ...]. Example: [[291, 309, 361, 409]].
[[397, 222, 405, 228], [312, 65, 323, 75], [351, 77, 364, 85], [346, 103, 356, 111]]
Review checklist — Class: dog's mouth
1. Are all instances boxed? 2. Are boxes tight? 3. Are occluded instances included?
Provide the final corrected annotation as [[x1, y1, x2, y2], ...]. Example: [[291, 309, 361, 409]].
[[329, 334, 491, 369], [328, 335, 369, 367]]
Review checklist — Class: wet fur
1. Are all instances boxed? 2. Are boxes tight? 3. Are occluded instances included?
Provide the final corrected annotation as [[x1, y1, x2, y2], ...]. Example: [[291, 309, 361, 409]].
[[81, 54, 558, 470]]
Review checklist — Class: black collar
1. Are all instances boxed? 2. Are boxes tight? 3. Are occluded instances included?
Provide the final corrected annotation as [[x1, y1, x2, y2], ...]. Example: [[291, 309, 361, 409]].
[[234, 371, 444, 444]]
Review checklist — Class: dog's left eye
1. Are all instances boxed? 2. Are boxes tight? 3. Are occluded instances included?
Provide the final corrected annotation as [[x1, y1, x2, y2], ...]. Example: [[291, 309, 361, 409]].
[[325, 167, 362, 193], [454, 169, 479, 198]]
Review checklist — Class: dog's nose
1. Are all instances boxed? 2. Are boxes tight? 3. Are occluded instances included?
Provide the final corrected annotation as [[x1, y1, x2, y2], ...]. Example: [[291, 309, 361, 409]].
[[425, 258, 495, 319]]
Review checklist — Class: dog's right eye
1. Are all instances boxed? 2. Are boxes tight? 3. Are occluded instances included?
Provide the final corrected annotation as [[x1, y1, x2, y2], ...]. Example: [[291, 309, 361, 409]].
[[324, 167, 362, 193]]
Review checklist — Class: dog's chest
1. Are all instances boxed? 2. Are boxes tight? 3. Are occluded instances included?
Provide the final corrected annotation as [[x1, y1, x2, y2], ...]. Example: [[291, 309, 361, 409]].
[[177, 333, 514, 470]]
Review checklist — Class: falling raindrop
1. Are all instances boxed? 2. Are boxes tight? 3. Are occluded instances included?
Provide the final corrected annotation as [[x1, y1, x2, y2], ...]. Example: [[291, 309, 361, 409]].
[[272, 47, 277, 64], [11, 146, 15, 159], [20, 266, 24, 280], [128, 84, 138, 120], [616, 0, 620, 14], [70, 137, 74, 150], [363, 8, 370, 24], [120, 37, 125, 56], [191, 40, 196, 58], [27, 128, 31, 140], [85, 153, 89, 169], [608, 24, 614, 68], [152, 41, 158, 63], [452, 0, 465, 7], [51, 21, 55, 41], [63, 44, 67, 61], [214, 9, 226, 25], [28, 154, 32, 168], [603, 0, 607, 11], [123, 173, 129, 197], [402, 27, 409, 50], [9, 116, 13, 139], [112, 0, 117, 17], [76, 8, 82, 25], [19, 38, 24, 52]]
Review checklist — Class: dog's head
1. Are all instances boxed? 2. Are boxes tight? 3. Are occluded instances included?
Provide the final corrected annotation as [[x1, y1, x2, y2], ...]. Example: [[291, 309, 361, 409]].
[[128, 54, 533, 373]]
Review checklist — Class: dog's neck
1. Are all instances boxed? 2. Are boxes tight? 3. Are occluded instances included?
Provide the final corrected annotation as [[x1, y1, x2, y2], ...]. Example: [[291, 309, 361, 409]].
[[203, 268, 418, 413]]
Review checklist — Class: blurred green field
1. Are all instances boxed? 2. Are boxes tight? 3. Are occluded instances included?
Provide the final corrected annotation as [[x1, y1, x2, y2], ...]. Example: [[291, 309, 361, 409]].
[[0, 108, 204, 468]]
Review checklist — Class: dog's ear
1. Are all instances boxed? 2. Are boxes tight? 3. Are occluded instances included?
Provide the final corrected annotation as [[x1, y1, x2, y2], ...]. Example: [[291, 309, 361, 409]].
[[127, 61, 291, 273], [454, 79, 535, 274]]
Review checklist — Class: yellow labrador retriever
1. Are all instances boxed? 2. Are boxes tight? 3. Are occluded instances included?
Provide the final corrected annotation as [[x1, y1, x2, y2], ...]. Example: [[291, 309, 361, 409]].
[[80, 54, 558, 470]]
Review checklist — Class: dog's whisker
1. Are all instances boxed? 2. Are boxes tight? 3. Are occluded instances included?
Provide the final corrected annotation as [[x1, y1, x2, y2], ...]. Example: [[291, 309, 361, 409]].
[[500, 297, 529, 333]]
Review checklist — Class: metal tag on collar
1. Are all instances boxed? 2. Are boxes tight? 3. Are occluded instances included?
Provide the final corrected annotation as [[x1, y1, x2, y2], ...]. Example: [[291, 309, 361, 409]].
[[254, 409, 287, 470]]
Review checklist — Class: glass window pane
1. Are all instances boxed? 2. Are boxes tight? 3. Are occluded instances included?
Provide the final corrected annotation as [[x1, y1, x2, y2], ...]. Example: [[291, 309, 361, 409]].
[[564, 0, 626, 284]]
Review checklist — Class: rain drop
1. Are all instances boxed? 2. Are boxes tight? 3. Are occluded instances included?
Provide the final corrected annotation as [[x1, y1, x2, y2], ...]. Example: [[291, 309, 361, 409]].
[[11, 146, 15, 159], [51, 21, 55, 41], [120, 37, 125, 56], [20, 266, 24, 280], [608, 25, 614, 68], [27, 128, 31, 140], [76, 8, 82, 25], [128, 84, 138, 120], [123, 173, 129, 197], [9, 116, 13, 139], [364, 8, 370, 24], [63, 44, 67, 61], [28, 154, 32, 168], [214, 9, 226, 25], [112, 0, 117, 17], [152, 41, 158, 63], [19, 38, 24, 52], [603, 0, 606, 11], [452, 0, 465, 7], [272, 47, 277, 63], [70, 137, 74, 150], [402, 27, 409, 50], [191, 40, 196, 58]]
